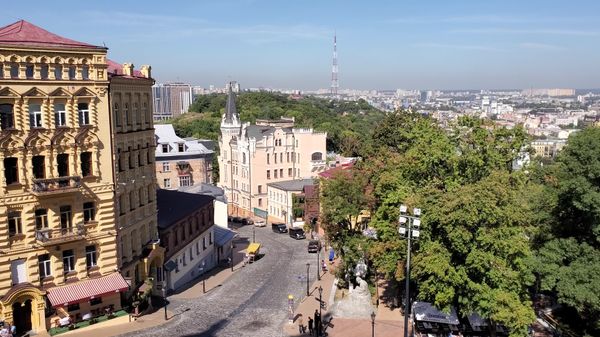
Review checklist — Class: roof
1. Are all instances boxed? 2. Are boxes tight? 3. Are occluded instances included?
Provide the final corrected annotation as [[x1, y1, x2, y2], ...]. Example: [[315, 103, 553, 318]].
[[46, 272, 129, 308], [214, 226, 237, 247], [247, 243, 261, 255], [267, 178, 315, 192], [155, 124, 213, 157], [0, 20, 104, 50], [157, 189, 214, 230], [179, 183, 227, 203], [318, 162, 354, 179], [107, 59, 146, 79], [223, 82, 239, 124], [412, 301, 459, 325], [245, 124, 275, 139]]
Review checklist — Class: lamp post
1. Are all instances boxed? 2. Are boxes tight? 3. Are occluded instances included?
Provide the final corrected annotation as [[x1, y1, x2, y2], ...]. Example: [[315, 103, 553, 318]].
[[252, 225, 255, 243], [398, 204, 421, 337], [230, 240, 234, 272], [200, 261, 206, 293], [306, 263, 310, 296], [162, 282, 168, 320], [371, 311, 376, 337], [318, 285, 323, 318]]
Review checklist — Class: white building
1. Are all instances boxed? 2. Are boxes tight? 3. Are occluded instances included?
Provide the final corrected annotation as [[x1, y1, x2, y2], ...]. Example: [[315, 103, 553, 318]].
[[267, 179, 315, 227]]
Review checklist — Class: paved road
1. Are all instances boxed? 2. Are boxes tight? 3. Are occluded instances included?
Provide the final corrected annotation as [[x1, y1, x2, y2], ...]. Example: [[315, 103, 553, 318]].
[[123, 225, 321, 337]]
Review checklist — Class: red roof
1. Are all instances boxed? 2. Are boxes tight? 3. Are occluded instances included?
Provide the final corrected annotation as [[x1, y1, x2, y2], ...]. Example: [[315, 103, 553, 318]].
[[0, 20, 103, 50], [46, 272, 129, 307], [107, 59, 146, 78], [318, 162, 354, 179]]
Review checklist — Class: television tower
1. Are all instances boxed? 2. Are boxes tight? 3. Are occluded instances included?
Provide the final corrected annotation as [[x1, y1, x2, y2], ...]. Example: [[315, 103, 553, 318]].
[[330, 33, 338, 97]]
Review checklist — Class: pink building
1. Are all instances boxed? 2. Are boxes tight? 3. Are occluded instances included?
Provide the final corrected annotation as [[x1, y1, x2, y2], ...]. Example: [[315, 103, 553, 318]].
[[218, 82, 327, 219]]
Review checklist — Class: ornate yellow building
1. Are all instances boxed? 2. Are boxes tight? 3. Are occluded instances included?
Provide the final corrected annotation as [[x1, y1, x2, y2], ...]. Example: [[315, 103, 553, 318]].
[[0, 20, 162, 335]]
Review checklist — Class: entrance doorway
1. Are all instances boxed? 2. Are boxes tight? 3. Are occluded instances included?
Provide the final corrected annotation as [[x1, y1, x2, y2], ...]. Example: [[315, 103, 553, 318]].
[[12, 299, 32, 336]]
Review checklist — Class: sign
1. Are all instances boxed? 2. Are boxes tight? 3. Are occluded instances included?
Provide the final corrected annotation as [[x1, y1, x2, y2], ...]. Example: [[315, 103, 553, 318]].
[[253, 207, 268, 219]]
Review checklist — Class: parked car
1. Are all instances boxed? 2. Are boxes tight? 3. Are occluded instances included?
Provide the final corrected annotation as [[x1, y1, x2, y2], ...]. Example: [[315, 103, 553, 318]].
[[289, 227, 306, 240], [241, 218, 251, 226], [307, 240, 321, 253], [254, 220, 266, 227], [271, 223, 288, 233], [231, 216, 242, 224]]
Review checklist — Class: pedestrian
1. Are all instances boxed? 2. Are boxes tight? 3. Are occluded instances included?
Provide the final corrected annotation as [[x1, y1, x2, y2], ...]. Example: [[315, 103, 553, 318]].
[[321, 259, 327, 272], [313, 310, 320, 336], [308, 317, 314, 335], [297, 314, 304, 334]]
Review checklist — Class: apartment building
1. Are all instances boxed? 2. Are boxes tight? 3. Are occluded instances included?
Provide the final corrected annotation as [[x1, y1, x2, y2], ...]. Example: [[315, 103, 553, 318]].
[[0, 20, 122, 334], [155, 124, 214, 189], [152, 83, 193, 121], [218, 82, 327, 219], [109, 62, 164, 290]]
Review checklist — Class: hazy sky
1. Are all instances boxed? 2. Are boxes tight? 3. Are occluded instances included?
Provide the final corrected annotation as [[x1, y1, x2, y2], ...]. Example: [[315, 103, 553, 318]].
[[4, 0, 600, 90]]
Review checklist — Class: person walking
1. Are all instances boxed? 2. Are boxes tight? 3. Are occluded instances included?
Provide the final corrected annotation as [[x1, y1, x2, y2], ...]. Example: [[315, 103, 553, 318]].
[[297, 314, 304, 334], [314, 310, 320, 336], [308, 317, 314, 335]]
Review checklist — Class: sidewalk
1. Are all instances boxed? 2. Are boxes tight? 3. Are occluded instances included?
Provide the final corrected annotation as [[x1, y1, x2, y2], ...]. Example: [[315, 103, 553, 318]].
[[284, 260, 406, 337], [38, 238, 250, 337]]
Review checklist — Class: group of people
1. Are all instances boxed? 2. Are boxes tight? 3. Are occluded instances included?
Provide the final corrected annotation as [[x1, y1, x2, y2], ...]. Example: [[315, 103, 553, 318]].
[[0, 322, 16, 337], [297, 310, 324, 336]]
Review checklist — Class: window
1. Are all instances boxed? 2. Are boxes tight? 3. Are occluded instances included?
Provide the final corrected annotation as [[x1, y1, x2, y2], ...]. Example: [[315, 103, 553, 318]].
[[68, 66, 76, 80], [86, 245, 97, 268], [32, 155, 45, 179], [39, 254, 51, 278], [242, 153, 246, 164], [60, 206, 72, 229], [134, 102, 140, 126], [67, 303, 80, 312], [54, 65, 62, 79], [164, 178, 171, 188], [10, 64, 18, 78], [83, 202, 95, 222], [90, 298, 102, 306], [80, 152, 93, 177], [35, 209, 48, 229], [162, 162, 170, 172], [287, 152, 290, 162], [4, 157, 18, 185], [203, 237, 206, 250], [29, 103, 43, 128], [82, 65, 89, 80], [209, 232, 213, 244], [288, 168, 292, 177], [258, 198, 262, 207], [178, 143, 184, 152], [78, 103, 90, 126], [62, 249, 75, 274], [179, 176, 191, 187], [0, 104, 14, 130], [57, 153, 69, 177], [280, 153, 283, 163], [162, 144, 169, 153], [266, 170, 270, 179], [124, 103, 129, 125], [258, 185, 262, 194], [119, 195, 126, 215], [54, 103, 67, 127], [274, 153, 277, 164], [280, 169, 283, 177], [25, 64, 34, 78], [8, 211, 22, 236], [128, 147, 133, 169], [267, 154, 270, 164], [129, 191, 135, 211], [40, 64, 49, 79], [114, 103, 121, 127], [274, 170, 278, 179]]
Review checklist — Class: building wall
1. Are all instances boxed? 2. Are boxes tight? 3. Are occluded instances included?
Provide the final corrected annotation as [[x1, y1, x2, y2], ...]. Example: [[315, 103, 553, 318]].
[[164, 229, 215, 291], [214, 200, 228, 229], [110, 75, 162, 286], [0, 46, 117, 334], [155, 156, 211, 189], [152, 83, 192, 120]]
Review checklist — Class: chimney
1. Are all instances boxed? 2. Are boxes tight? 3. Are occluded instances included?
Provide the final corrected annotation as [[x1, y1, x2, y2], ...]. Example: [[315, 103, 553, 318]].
[[122, 63, 134, 76], [140, 65, 152, 78]]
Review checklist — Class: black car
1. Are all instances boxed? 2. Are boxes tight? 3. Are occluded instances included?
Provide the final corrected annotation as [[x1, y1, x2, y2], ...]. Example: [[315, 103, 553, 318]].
[[231, 216, 242, 224], [289, 227, 306, 240], [271, 223, 288, 233], [307, 240, 321, 253]]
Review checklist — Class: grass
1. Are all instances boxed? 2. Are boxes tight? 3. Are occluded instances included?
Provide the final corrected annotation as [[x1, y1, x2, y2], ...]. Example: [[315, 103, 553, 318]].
[[48, 310, 128, 336]]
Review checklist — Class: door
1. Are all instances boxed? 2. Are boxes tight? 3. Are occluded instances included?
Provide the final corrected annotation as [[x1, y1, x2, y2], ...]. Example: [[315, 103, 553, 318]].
[[11, 259, 27, 285], [12, 299, 32, 336]]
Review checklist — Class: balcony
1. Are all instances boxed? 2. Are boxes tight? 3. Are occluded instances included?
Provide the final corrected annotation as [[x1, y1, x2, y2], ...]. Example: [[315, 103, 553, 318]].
[[32, 176, 81, 195], [310, 160, 326, 172], [35, 224, 86, 246]]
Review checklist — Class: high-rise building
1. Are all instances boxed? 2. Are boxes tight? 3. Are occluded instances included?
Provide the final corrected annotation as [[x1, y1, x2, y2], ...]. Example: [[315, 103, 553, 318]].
[[108, 62, 164, 290], [218, 82, 327, 219], [0, 20, 121, 334], [152, 83, 193, 121]]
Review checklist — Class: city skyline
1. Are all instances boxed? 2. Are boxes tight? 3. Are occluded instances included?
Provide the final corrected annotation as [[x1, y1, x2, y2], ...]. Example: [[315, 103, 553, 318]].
[[3, 0, 600, 89]]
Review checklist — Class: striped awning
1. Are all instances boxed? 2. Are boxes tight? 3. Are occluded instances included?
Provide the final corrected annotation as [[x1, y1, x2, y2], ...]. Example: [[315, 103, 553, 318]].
[[47, 272, 129, 307]]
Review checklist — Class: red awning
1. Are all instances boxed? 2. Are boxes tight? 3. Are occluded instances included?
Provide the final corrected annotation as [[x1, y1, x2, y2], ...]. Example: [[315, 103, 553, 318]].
[[47, 272, 129, 307]]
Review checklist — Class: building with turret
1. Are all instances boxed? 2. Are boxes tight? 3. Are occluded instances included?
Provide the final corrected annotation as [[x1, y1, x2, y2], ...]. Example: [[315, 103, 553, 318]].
[[217, 82, 327, 221]]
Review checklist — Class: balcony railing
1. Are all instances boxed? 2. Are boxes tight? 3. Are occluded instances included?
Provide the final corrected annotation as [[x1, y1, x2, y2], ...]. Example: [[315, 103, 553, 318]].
[[35, 224, 86, 246], [32, 176, 81, 194]]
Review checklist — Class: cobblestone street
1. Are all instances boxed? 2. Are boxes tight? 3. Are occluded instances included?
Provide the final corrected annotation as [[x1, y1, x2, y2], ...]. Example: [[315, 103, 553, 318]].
[[123, 225, 320, 337]]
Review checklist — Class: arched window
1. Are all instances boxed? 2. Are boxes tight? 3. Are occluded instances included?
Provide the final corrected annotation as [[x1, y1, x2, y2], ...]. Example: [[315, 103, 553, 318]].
[[311, 152, 323, 161]]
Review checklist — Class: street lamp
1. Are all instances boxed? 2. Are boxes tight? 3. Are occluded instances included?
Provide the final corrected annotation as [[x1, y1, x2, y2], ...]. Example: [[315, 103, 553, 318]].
[[252, 225, 255, 243], [317, 245, 321, 281], [230, 240, 234, 272], [318, 285, 323, 319], [371, 311, 376, 337], [398, 204, 421, 337], [162, 282, 168, 320], [200, 261, 206, 293], [306, 263, 310, 296]]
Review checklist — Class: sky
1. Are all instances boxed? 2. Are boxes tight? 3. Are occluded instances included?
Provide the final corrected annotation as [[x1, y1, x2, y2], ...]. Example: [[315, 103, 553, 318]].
[[3, 0, 600, 90]]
